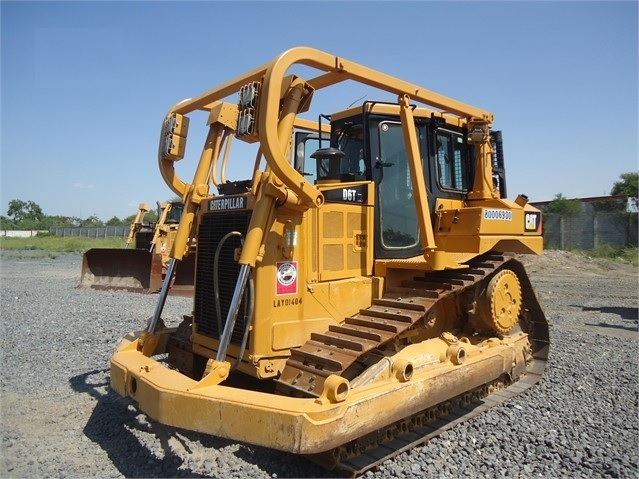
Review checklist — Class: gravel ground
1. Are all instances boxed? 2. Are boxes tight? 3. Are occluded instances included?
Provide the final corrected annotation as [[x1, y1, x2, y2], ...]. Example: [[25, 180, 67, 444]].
[[1, 250, 637, 478]]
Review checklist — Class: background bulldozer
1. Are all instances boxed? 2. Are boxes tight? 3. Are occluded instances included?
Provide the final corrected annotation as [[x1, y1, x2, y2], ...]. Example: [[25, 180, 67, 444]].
[[110, 47, 549, 476], [79, 201, 195, 296]]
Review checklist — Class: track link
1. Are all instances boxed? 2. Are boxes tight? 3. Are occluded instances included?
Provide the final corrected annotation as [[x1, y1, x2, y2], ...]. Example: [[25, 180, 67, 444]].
[[308, 362, 546, 477], [275, 252, 550, 475]]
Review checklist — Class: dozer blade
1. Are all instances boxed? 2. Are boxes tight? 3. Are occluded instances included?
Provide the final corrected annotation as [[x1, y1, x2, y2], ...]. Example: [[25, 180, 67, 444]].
[[167, 252, 196, 297], [79, 248, 163, 294]]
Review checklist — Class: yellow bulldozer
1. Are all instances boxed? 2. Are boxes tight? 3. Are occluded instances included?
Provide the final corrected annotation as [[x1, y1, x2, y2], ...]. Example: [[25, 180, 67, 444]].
[[110, 47, 549, 475], [79, 201, 195, 296]]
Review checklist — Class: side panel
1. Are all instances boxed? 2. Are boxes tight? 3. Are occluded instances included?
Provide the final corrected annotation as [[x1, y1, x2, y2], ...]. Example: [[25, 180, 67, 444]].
[[251, 194, 378, 361], [316, 183, 375, 281], [434, 198, 543, 257], [189, 196, 380, 377]]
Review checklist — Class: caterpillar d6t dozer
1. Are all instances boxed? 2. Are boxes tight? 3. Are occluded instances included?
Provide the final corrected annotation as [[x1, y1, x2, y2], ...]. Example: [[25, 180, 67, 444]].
[[110, 47, 549, 476], [79, 201, 195, 296]]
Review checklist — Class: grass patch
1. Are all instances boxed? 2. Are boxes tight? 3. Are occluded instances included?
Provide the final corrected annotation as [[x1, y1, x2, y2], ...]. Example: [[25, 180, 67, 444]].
[[578, 245, 638, 267], [0, 235, 125, 255]]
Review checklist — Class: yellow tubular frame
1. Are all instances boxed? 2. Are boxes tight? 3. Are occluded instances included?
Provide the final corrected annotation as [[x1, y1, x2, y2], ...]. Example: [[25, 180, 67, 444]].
[[157, 46, 495, 266]]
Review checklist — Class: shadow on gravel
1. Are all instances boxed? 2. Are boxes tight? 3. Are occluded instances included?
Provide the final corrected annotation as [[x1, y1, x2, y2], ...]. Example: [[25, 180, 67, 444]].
[[69, 369, 332, 478], [70, 369, 209, 477], [579, 305, 639, 321], [582, 322, 639, 333]]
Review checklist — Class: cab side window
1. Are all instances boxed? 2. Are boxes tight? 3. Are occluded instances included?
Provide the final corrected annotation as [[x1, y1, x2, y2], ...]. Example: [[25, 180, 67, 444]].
[[436, 130, 470, 191]]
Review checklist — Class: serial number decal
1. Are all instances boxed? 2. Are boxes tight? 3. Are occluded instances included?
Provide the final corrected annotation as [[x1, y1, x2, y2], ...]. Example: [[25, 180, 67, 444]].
[[273, 297, 302, 308], [209, 196, 246, 211], [276, 261, 298, 295], [483, 209, 513, 221]]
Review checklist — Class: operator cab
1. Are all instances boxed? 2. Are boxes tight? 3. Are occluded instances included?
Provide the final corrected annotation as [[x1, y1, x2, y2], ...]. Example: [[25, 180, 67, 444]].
[[295, 102, 481, 259], [166, 201, 184, 224]]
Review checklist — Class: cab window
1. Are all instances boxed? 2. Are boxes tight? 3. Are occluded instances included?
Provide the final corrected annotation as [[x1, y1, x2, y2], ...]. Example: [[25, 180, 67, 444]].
[[378, 121, 419, 249], [330, 123, 366, 181], [436, 130, 470, 191]]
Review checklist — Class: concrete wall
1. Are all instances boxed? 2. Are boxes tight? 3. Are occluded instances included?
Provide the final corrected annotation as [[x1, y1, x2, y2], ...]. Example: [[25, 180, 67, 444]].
[[543, 212, 638, 249], [1, 230, 49, 238]]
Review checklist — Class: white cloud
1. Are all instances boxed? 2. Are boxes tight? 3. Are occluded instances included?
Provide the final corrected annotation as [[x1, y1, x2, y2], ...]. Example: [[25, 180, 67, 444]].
[[73, 182, 94, 189]]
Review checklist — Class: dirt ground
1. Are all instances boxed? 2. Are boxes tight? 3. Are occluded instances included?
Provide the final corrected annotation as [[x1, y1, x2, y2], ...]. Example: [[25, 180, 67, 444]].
[[518, 249, 637, 278], [519, 249, 638, 342]]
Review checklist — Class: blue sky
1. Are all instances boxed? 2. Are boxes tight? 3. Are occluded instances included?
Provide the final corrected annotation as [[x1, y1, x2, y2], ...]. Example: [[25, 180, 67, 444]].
[[1, 1, 637, 221]]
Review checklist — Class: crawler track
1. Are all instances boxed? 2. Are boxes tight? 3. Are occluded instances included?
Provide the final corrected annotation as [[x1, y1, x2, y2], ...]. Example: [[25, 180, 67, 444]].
[[276, 252, 549, 476]]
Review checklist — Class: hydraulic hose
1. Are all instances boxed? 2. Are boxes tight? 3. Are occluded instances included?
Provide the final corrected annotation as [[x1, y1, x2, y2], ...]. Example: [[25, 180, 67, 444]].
[[216, 264, 252, 362], [214, 231, 244, 335], [232, 273, 254, 371]]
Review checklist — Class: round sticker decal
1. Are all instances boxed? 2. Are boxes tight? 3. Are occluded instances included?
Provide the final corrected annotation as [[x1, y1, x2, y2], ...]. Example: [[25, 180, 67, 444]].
[[276, 261, 298, 295]]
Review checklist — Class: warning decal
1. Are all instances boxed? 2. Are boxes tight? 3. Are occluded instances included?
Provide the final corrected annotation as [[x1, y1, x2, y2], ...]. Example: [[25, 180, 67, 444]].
[[276, 261, 298, 295]]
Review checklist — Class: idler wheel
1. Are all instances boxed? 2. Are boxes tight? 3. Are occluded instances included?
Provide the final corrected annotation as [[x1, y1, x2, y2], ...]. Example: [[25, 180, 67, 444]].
[[477, 269, 522, 334]]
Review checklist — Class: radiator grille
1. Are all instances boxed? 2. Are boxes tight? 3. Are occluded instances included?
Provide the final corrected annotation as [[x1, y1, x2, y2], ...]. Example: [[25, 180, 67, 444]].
[[194, 210, 251, 344]]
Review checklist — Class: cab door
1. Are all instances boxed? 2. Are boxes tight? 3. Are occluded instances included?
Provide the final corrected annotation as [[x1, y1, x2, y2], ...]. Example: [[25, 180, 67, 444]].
[[372, 120, 427, 259]]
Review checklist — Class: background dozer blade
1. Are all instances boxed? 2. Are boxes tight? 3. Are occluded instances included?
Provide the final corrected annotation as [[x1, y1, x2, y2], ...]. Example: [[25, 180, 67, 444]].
[[168, 252, 196, 297], [79, 248, 163, 293]]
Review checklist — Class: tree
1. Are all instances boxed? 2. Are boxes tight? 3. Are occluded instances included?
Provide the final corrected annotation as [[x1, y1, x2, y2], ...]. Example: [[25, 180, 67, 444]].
[[7, 199, 44, 223], [81, 215, 104, 227], [592, 199, 625, 212], [545, 193, 582, 216], [0, 215, 16, 230], [610, 172, 638, 198], [47, 216, 81, 227], [146, 211, 159, 223], [123, 212, 158, 224]]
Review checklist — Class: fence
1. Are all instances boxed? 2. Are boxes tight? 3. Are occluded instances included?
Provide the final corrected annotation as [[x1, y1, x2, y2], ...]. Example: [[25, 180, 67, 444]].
[[48, 226, 130, 239], [543, 212, 638, 250]]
